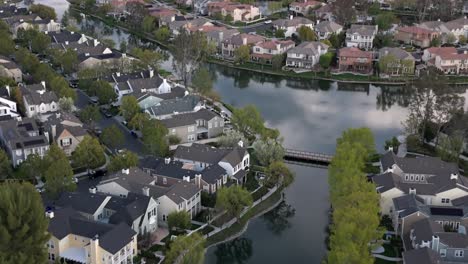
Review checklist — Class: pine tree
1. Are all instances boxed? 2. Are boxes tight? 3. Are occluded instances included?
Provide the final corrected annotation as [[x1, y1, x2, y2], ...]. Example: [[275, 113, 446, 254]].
[[0, 182, 50, 263]]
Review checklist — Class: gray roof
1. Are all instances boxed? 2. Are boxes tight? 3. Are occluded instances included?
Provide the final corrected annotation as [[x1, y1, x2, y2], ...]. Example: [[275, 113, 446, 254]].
[[20, 83, 58, 105], [164, 181, 200, 204], [174, 143, 247, 166], [223, 33, 266, 46], [315, 21, 342, 33], [221, 147, 247, 166], [379, 47, 415, 61], [0, 118, 49, 150], [287, 41, 328, 56], [160, 109, 217, 128], [107, 193, 151, 226], [273, 17, 313, 28], [58, 40, 108, 56], [205, 28, 239, 43], [201, 164, 227, 184], [139, 156, 198, 181], [147, 95, 200, 117], [0, 55, 19, 70], [347, 24, 377, 36], [46, 30, 85, 44], [55, 192, 109, 215], [412, 218, 444, 244], [48, 207, 136, 254], [98, 167, 154, 193], [403, 248, 441, 264], [452, 195, 468, 206]]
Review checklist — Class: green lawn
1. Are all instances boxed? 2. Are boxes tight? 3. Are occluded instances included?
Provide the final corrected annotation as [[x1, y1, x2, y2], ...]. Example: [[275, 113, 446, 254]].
[[374, 258, 394, 264], [251, 186, 269, 201]]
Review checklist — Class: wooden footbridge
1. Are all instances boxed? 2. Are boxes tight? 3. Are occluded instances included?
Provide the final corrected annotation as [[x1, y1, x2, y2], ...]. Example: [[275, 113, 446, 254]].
[[284, 149, 334, 165]]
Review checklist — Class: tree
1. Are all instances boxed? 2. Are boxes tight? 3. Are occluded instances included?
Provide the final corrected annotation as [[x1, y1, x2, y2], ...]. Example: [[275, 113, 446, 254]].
[[15, 48, 40, 73], [44, 144, 76, 199], [154, 27, 170, 42], [0, 149, 12, 179], [120, 95, 141, 121], [191, 67, 212, 95], [430, 36, 441, 47], [126, 2, 149, 29], [10, 86, 25, 115], [142, 119, 168, 156], [268, 1, 282, 13], [252, 138, 285, 167], [331, 0, 356, 25], [275, 29, 285, 38], [101, 125, 124, 149], [92, 80, 117, 104], [120, 40, 127, 53], [30, 4, 57, 20], [367, 2, 381, 15], [459, 35, 467, 45], [17, 29, 51, 54], [336, 127, 376, 157], [266, 161, 294, 187], [375, 12, 396, 31], [80, 105, 101, 130], [437, 131, 464, 162], [164, 233, 206, 264], [129, 112, 151, 130], [446, 33, 457, 45], [271, 54, 285, 71], [297, 26, 317, 41], [231, 105, 265, 138], [218, 130, 247, 148], [373, 33, 394, 49], [142, 16, 156, 33], [108, 150, 138, 172], [58, 97, 74, 112], [0, 34, 15, 56], [216, 186, 253, 221], [131, 48, 163, 72], [0, 182, 50, 263], [167, 211, 191, 231], [224, 14, 234, 23], [319, 52, 334, 69], [234, 45, 250, 64], [328, 32, 345, 49], [49, 76, 76, 100], [58, 49, 78, 74], [379, 54, 399, 75], [72, 136, 106, 172]]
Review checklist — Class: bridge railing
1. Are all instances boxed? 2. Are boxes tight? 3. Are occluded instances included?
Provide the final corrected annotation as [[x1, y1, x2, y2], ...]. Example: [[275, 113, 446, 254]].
[[284, 149, 334, 160]]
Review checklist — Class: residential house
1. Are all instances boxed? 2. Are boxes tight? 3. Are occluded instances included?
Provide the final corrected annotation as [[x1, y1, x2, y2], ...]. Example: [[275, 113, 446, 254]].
[[161, 108, 224, 143], [46, 207, 137, 264], [315, 21, 342, 40], [0, 5, 28, 19], [149, 7, 178, 26], [156, 182, 201, 223], [0, 86, 19, 118], [338, 47, 373, 74], [419, 18, 468, 43], [373, 151, 468, 215], [0, 118, 49, 166], [314, 4, 333, 21], [395, 26, 440, 48], [286, 41, 328, 69], [145, 95, 204, 120], [168, 17, 214, 35], [378, 47, 416, 76], [43, 112, 88, 156], [422, 47, 468, 75], [205, 27, 239, 53], [251, 40, 295, 63], [173, 142, 250, 183], [20, 81, 59, 118], [345, 24, 378, 50], [3, 14, 41, 36], [0, 55, 22, 82], [140, 157, 228, 194], [221, 33, 266, 58], [207, 2, 260, 22], [272, 16, 314, 38], [289, 0, 323, 16], [46, 30, 88, 45]]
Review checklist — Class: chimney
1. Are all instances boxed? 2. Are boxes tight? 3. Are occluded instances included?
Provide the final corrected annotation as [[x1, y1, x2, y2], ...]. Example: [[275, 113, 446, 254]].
[[242, 37, 247, 45], [71, 31, 74, 34], [122, 168, 130, 175], [165, 157, 171, 164], [85, 53, 90, 57], [93, 39, 99, 46], [142, 186, 150, 196], [450, 173, 459, 180], [388, 146, 393, 152], [40, 81, 46, 89], [431, 235, 440, 251], [238, 140, 244, 148], [44, 30, 48, 34], [51, 124, 57, 138], [89, 186, 97, 194], [437, 18, 441, 22], [183, 175, 190, 182], [195, 174, 202, 188], [45, 210, 54, 219], [5, 85, 10, 96], [116, 72, 121, 77], [90, 235, 99, 264], [464, 50, 467, 54], [149, 69, 154, 78], [219, 31, 224, 42], [276, 43, 281, 51], [289, 15, 293, 20], [65, 41, 69, 45], [409, 188, 416, 195]]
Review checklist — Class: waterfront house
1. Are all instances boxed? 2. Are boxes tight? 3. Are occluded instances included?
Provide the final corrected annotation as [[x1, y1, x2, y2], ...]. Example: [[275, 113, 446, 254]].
[[0, 55, 22, 83], [272, 16, 314, 38], [378, 47, 416, 76], [46, 207, 137, 264], [394, 26, 439, 48], [419, 18, 468, 43], [168, 17, 214, 35], [337, 47, 373, 74], [207, 2, 260, 22], [205, 27, 240, 53], [0, 118, 49, 166], [315, 21, 343, 40], [373, 151, 468, 216], [155, 182, 201, 224], [422, 47, 468, 75], [314, 4, 333, 21], [222, 33, 266, 58], [145, 95, 204, 120], [46, 30, 89, 45], [251, 40, 295, 63], [149, 7, 178, 26], [286, 41, 328, 69], [345, 24, 378, 50], [0, 86, 19, 119], [0, 5, 28, 19], [289, 0, 323, 16], [20, 81, 59, 118], [160, 108, 224, 143], [43, 112, 88, 156]]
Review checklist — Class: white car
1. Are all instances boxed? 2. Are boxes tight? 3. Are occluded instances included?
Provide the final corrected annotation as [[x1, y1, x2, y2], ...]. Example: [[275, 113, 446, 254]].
[[264, 20, 272, 24]]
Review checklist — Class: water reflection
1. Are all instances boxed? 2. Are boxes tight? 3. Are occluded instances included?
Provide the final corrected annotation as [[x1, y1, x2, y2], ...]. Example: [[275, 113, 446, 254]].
[[213, 238, 253, 264], [261, 201, 296, 236]]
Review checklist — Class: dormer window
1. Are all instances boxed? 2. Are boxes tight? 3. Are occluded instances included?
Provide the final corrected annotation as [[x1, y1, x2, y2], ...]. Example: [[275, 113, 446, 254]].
[[415, 175, 419, 181], [405, 175, 409, 181], [420, 175, 425, 181]]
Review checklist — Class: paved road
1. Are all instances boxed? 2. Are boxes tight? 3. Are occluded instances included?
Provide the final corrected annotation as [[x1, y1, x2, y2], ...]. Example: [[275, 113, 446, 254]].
[[74, 89, 146, 155]]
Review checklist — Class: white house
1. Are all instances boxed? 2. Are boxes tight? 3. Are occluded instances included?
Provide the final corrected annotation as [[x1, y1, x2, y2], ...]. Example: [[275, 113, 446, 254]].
[[0, 86, 19, 118], [156, 182, 201, 224], [315, 21, 343, 40], [113, 71, 172, 105], [286, 41, 328, 69], [345, 24, 378, 50], [20, 81, 59, 118], [272, 16, 314, 38]]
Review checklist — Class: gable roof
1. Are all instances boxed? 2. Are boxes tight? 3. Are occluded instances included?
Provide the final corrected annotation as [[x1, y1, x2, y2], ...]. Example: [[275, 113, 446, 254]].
[[98, 167, 155, 193], [107, 193, 152, 225], [174, 143, 247, 166], [347, 24, 377, 36], [139, 156, 198, 180], [339, 47, 372, 58], [315, 21, 342, 33], [201, 164, 227, 184], [164, 181, 200, 204], [273, 17, 313, 27], [147, 95, 200, 117], [288, 41, 328, 56], [20, 83, 58, 105], [381, 151, 459, 176], [379, 47, 415, 61], [55, 192, 109, 215], [160, 109, 217, 128]]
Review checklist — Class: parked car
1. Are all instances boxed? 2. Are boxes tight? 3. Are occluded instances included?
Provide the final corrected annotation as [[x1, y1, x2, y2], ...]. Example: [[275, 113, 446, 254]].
[[100, 107, 112, 118], [264, 20, 272, 24], [88, 168, 107, 179], [89, 96, 99, 105], [122, 120, 128, 126]]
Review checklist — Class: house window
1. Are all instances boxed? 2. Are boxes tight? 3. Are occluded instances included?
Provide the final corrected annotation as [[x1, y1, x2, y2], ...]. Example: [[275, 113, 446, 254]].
[[440, 249, 446, 257], [405, 175, 409, 181], [171, 129, 176, 135], [410, 175, 414, 181], [30, 106, 34, 111], [415, 175, 419, 181], [420, 175, 425, 181], [188, 134, 195, 141], [148, 212, 151, 220], [442, 198, 450, 204], [455, 250, 464, 257], [188, 126, 195, 132], [163, 177, 167, 185], [61, 138, 71, 146]]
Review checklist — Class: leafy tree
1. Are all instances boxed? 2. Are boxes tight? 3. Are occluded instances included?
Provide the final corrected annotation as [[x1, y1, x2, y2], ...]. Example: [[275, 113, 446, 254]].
[[142, 16, 156, 33], [120, 40, 127, 53], [367, 2, 381, 15], [15, 48, 40, 73], [30, 4, 57, 20], [336, 127, 376, 157], [100, 38, 115, 49], [373, 33, 394, 49], [0, 34, 15, 56], [129, 112, 151, 130], [231, 105, 265, 138], [218, 130, 247, 148], [44, 144, 76, 199], [0, 149, 12, 179], [384, 136, 400, 152], [266, 161, 294, 187], [58, 49, 78, 74], [446, 33, 457, 45], [319, 52, 334, 69], [164, 233, 206, 264], [430, 36, 441, 47], [459, 35, 467, 45], [275, 29, 285, 38], [379, 54, 399, 75], [15, 153, 47, 180], [272, 54, 285, 71], [17, 29, 51, 54], [142, 119, 168, 156], [108, 150, 138, 172], [328, 32, 345, 49], [216, 186, 253, 221], [101, 125, 124, 149], [252, 138, 285, 167], [191, 67, 212, 95], [375, 12, 396, 31], [154, 27, 170, 42], [0, 182, 50, 263], [92, 80, 116, 104], [58, 97, 74, 112], [10, 86, 25, 115], [72, 136, 106, 171], [80, 105, 101, 130], [234, 45, 250, 64], [131, 47, 163, 71], [298, 26, 317, 41], [437, 131, 464, 162], [120, 95, 141, 121], [224, 14, 234, 23], [167, 211, 191, 231], [126, 2, 149, 29], [331, 0, 356, 25]]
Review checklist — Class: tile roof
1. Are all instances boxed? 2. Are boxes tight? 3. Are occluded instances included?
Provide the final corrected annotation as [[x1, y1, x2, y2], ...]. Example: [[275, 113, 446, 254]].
[[257, 40, 295, 50], [338, 47, 373, 58], [397, 26, 436, 35]]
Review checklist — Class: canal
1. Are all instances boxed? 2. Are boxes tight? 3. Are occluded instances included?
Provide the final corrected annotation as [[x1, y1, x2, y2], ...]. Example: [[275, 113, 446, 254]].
[[18, 2, 418, 262]]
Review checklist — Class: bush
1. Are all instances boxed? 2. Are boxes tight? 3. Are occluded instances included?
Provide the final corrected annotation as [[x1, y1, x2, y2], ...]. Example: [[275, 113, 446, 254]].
[[201, 191, 216, 208], [168, 135, 181, 145]]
